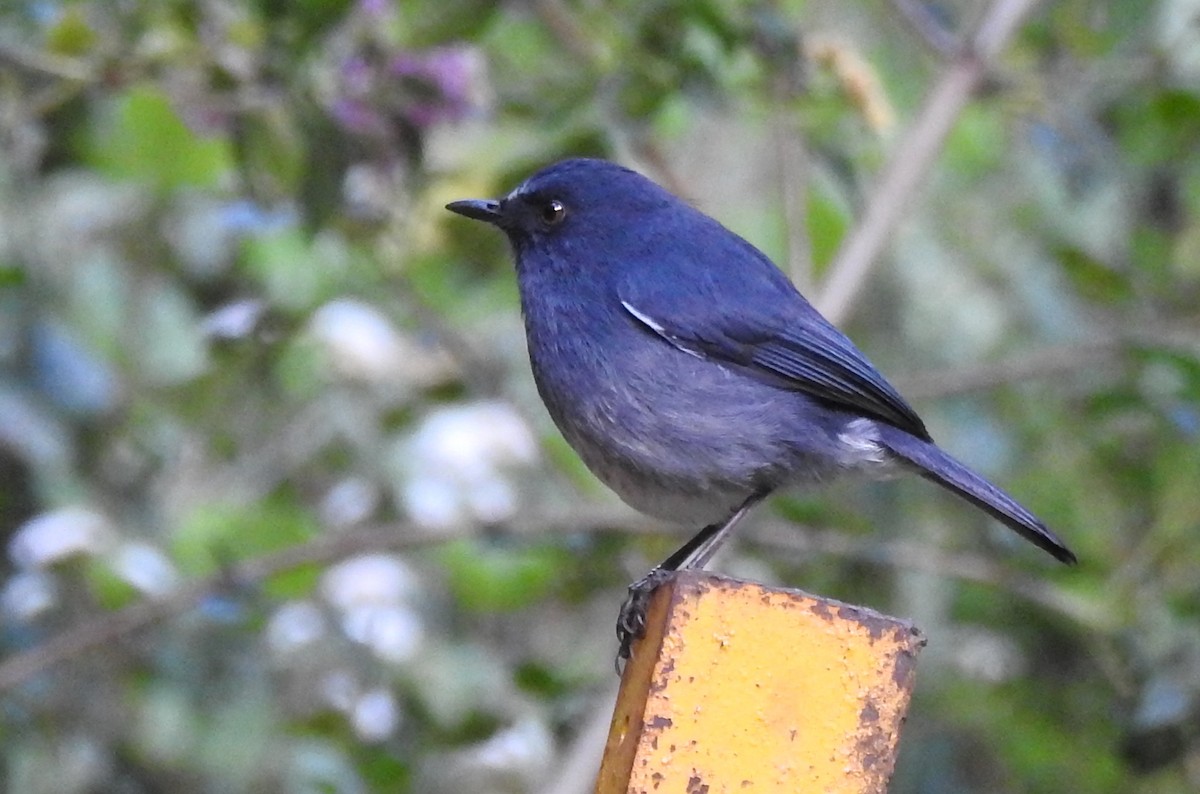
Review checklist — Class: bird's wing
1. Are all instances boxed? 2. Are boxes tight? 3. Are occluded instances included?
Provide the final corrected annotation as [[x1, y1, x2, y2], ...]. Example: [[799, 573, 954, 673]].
[[617, 271, 931, 441]]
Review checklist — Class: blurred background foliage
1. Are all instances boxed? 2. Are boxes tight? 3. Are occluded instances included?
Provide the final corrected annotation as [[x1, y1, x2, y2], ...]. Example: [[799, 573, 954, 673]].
[[1, 0, 1199, 791]]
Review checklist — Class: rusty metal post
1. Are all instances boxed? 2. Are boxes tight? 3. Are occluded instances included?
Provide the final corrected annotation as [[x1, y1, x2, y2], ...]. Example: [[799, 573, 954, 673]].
[[594, 571, 924, 793]]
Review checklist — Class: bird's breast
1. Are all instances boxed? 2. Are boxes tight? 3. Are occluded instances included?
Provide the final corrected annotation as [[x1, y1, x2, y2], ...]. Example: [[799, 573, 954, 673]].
[[518, 290, 819, 520]]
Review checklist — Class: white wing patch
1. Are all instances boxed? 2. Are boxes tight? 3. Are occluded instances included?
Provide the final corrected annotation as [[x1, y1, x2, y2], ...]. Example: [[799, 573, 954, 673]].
[[620, 300, 666, 333], [620, 300, 705, 360]]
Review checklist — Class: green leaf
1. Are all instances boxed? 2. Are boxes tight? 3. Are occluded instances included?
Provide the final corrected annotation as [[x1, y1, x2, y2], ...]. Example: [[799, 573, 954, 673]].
[[0, 262, 26, 287], [263, 563, 322, 600], [236, 108, 305, 200], [1054, 244, 1133, 303], [437, 539, 562, 612], [87, 559, 140, 609], [88, 85, 234, 189], [132, 277, 210, 385], [239, 228, 347, 311], [45, 5, 96, 56], [172, 497, 319, 576], [1114, 91, 1200, 168], [807, 180, 850, 272], [944, 104, 1006, 178]]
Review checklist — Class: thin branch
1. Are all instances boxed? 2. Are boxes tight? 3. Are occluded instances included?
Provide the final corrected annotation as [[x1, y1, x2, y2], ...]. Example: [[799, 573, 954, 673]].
[[817, 0, 1045, 324], [530, 0, 603, 65], [748, 520, 1109, 630], [0, 508, 649, 694], [0, 42, 94, 82], [896, 339, 1121, 399], [895, 321, 1200, 399], [0, 524, 446, 694], [625, 137, 692, 200], [1, 499, 1107, 694], [891, 0, 961, 58], [772, 98, 814, 292], [972, 0, 1044, 59]]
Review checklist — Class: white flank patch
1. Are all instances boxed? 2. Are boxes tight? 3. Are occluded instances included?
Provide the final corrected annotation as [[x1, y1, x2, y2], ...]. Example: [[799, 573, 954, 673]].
[[838, 417, 887, 465]]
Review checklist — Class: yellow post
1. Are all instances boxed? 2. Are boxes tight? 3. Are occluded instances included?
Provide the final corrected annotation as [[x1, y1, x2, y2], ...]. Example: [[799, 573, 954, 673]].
[[595, 571, 924, 794]]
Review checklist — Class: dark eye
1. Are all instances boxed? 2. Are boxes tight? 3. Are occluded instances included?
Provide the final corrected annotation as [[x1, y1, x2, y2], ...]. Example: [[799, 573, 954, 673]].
[[541, 199, 566, 225]]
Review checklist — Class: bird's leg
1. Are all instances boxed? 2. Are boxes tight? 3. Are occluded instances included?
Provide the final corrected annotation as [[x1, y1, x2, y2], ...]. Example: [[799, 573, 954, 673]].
[[615, 493, 765, 665]]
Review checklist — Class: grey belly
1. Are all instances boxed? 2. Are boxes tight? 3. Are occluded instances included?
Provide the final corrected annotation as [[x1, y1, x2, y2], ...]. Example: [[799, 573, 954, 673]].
[[532, 348, 882, 526]]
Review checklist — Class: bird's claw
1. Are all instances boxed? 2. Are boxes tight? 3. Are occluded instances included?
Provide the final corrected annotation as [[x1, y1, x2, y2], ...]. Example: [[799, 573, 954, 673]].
[[615, 567, 674, 670]]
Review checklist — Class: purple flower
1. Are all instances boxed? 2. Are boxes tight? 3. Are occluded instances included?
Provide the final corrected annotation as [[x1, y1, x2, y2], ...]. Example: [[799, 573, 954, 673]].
[[329, 44, 487, 136], [389, 45, 486, 127], [330, 96, 389, 136], [357, 0, 390, 17]]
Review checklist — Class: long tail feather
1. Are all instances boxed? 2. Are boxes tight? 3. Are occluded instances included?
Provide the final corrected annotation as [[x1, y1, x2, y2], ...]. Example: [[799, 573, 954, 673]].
[[875, 424, 1076, 564]]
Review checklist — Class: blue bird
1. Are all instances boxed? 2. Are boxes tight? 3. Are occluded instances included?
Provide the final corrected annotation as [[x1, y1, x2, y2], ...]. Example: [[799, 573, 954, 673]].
[[447, 158, 1075, 660]]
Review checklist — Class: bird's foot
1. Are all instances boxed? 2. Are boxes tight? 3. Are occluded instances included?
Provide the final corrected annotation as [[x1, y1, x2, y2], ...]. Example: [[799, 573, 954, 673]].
[[615, 567, 675, 669]]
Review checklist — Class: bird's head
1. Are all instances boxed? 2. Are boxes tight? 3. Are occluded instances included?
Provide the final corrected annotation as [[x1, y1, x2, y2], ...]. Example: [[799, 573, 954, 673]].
[[446, 159, 675, 260]]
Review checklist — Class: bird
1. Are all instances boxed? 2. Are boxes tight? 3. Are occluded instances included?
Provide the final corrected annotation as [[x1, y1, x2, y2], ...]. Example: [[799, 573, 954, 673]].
[[446, 158, 1076, 661]]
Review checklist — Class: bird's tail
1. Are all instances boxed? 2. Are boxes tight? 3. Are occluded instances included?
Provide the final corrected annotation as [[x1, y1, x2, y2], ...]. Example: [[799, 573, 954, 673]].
[[875, 424, 1076, 564]]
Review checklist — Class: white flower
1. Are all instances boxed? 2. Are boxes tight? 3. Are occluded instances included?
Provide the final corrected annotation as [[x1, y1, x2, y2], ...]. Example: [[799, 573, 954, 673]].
[[310, 298, 441, 385], [108, 542, 180, 597], [319, 477, 380, 529], [202, 298, 266, 340], [311, 299, 403, 381], [320, 554, 418, 609], [397, 402, 538, 528], [320, 555, 426, 663], [266, 600, 328, 653], [320, 669, 359, 712], [341, 604, 424, 664], [351, 688, 401, 742], [474, 719, 554, 779], [1, 571, 58, 620], [9, 508, 111, 568]]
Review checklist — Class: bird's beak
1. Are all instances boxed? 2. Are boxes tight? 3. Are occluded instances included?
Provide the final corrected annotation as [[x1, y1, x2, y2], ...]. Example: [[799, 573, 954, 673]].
[[445, 198, 504, 225]]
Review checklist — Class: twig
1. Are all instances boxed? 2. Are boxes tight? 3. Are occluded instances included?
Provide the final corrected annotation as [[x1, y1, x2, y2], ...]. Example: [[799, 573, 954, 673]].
[[0, 524, 447, 693], [1, 499, 1106, 694], [896, 339, 1121, 399], [891, 0, 961, 58], [817, 0, 1045, 324], [895, 321, 1200, 399], [748, 519, 1109, 630], [0, 41, 93, 82], [530, 0, 603, 65], [0, 508, 653, 694], [772, 98, 814, 291]]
